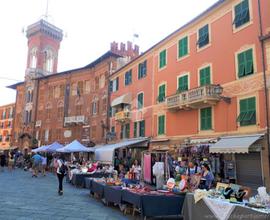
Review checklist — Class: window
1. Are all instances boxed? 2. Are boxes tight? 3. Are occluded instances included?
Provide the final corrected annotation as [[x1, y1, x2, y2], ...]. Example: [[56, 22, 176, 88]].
[[137, 93, 144, 109], [102, 98, 107, 113], [178, 36, 188, 58], [46, 108, 51, 119], [237, 48, 254, 78], [233, 0, 250, 28], [158, 115, 165, 135], [91, 126, 97, 139], [237, 97, 256, 126], [200, 107, 212, 130], [110, 77, 119, 92], [76, 105, 82, 115], [85, 80, 91, 94], [60, 85, 65, 97], [178, 75, 188, 92], [77, 81, 84, 96], [159, 49, 167, 69], [45, 129, 49, 142], [121, 123, 130, 139], [44, 50, 54, 72], [158, 84, 166, 103], [48, 87, 54, 99], [197, 25, 209, 48], [92, 102, 97, 115], [95, 77, 99, 90], [200, 66, 211, 86], [125, 70, 132, 86], [134, 120, 145, 138], [138, 60, 147, 79]]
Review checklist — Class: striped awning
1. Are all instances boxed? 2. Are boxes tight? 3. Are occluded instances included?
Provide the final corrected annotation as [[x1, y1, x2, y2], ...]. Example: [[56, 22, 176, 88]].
[[210, 134, 263, 154], [111, 93, 132, 107]]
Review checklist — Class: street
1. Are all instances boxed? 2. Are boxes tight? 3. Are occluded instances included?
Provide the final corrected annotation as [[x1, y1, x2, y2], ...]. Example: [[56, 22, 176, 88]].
[[0, 169, 129, 220]]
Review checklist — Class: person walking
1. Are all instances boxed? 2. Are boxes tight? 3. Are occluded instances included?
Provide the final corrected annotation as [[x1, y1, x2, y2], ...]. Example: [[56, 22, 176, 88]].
[[31, 153, 42, 177], [41, 155, 47, 176], [56, 155, 67, 196], [0, 152, 6, 172], [8, 152, 15, 171]]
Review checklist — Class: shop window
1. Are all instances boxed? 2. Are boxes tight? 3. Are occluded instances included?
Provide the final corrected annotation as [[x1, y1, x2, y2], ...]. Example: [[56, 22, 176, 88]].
[[178, 75, 188, 92], [200, 107, 212, 130], [233, 0, 250, 28], [158, 84, 166, 103], [137, 93, 144, 109], [178, 36, 188, 58], [158, 115, 165, 135], [237, 97, 256, 126], [197, 25, 209, 48], [125, 70, 132, 86], [138, 60, 147, 79], [159, 49, 167, 69], [200, 66, 211, 86], [237, 48, 254, 78]]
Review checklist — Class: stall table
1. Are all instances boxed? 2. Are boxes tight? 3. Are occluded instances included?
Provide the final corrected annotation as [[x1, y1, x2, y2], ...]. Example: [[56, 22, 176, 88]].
[[182, 193, 270, 220], [90, 180, 105, 198], [71, 172, 109, 188]]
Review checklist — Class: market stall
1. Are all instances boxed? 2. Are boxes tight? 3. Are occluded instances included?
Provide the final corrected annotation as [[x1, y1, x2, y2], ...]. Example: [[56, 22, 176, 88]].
[[87, 178, 186, 219], [182, 190, 270, 220]]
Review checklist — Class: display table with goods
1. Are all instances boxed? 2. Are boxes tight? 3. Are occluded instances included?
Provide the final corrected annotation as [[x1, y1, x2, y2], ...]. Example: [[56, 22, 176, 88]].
[[88, 178, 186, 219], [182, 187, 270, 220], [71, 172, 110, 188]]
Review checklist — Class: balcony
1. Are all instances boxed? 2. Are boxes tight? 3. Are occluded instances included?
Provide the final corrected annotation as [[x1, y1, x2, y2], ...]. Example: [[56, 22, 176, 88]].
[[64, 115, 86, 126], [166, 84, 223, 110], [115, 111, 131, 122]]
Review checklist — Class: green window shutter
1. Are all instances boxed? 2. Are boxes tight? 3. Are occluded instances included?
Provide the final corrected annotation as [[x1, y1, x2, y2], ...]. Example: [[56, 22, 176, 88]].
[[178, 75, 188, 92], [158, 84, 166, 102], [234, 0, 250, 28], [198, 25, 209, 48], [138, 63, 142, 79], [179, 37, 188, 58], [238, 97, 256, 126], [159, 50, 167, 68], [201, 107, 212, 130], [238, 52, 245, 77], [200, 66, 211, 86], [134, 122, 137, 138], [245, 49, 253, 74], [139, 120, 145, 137], [158, 115, 165, 135], [126, 123, 130, 138], [116, 77, 119, 91], [138, 93, 144, 109]]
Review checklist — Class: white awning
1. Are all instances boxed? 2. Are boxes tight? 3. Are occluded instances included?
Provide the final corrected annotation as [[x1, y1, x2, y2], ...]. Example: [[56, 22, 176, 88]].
[[111, 93, 132, 107], [95, 138, 149, 163], [210, 134, 264, 154]]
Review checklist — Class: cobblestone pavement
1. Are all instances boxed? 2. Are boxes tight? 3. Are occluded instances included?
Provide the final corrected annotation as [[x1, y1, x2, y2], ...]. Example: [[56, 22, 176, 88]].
[[0, 169, 130, 220]]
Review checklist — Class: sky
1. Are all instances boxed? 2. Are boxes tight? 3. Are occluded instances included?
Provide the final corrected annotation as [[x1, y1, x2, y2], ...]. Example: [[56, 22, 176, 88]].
[[0, 0, 218, 106]]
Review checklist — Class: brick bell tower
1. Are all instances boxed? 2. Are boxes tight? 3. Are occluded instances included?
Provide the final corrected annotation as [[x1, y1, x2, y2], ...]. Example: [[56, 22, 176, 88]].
[[20, 19, 63, 149]]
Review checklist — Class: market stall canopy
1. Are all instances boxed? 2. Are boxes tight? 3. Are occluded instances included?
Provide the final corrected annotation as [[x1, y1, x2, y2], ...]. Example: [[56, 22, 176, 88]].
[[111, 93, 132, 107], [210, 134, 263, 154], [32, 145, 49, 153], [46, 142, 64, 152], [95, 137, 149, 163], [56, 140, 94, 153]]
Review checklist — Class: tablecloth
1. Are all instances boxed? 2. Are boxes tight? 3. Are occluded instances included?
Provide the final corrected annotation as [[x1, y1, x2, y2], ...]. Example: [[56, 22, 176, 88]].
[[182, 193, 270, 220], [104, 185, 123, 204], [90, 181, 105, 197], [71, 173, 109, 188]]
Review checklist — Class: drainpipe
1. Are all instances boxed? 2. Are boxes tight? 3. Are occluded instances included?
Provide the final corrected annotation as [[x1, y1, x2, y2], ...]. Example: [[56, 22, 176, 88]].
[[106, 60, 113, 144], [257, 0, 270, 179], [33, 78, 40, 145]]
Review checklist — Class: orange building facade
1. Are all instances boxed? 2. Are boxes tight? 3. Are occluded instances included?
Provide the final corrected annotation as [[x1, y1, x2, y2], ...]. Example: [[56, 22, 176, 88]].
[[0, 103, 14, 150], [110, 0, 270, 190]]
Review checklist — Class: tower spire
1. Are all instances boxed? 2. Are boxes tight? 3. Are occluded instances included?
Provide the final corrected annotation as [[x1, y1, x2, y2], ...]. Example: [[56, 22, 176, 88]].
[[44, 0, 49, 21]]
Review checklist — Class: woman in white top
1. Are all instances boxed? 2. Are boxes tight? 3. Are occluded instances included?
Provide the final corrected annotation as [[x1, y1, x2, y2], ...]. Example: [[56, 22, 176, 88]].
[[56, 155, 67, 195]]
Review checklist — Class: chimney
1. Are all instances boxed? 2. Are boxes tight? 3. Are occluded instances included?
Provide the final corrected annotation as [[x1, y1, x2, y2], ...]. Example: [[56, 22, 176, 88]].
[[110, 41, 118, 53], [120, 42, 126, 52], [134, 45, 139, 56]]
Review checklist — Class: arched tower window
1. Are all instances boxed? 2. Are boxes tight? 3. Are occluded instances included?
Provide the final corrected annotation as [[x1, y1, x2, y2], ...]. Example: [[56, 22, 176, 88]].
[[44, 49, 54, 72], [30, 47, 37, 68]]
